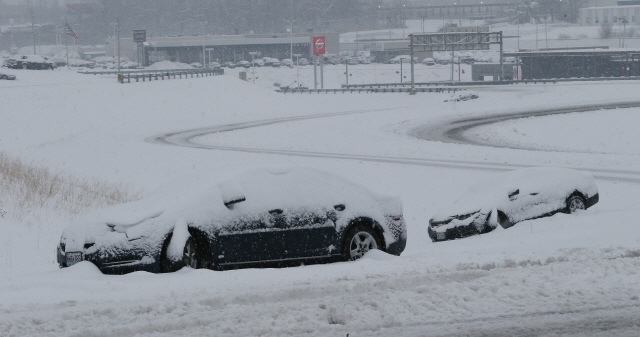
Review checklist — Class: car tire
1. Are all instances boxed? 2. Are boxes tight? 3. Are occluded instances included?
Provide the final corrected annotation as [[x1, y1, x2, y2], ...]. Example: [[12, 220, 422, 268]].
[[0, 75, 6, 80], [342, 224, 382, 261], [565, 194, 586, 213], [182, 236, 201, 269]]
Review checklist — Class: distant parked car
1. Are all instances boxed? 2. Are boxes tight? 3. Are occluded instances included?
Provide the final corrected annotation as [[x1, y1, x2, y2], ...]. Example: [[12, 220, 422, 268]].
[[190, 62, 204, 68], [6, 55, 55, 70], [208, 62, 221, 69], [357, 56, 371, 64], [388, 55, 417, 64], [251, 59, 264, 67], [298, 58, 309, 66], [281, 58, 294, 67], [422, 58, 435, 66], [428, 167, 599, 242], [223, 62, 236, 68], [263, 58, 279, 67], [346, 57, 358, 65], [56, 167, 407, 274], [460, 56, 475, 64], [237, 60, 251, 68], [0, 72, 16, 80]]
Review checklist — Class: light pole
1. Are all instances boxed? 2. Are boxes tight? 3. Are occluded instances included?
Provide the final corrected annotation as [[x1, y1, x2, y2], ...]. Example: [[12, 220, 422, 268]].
[[199, 21, 207, 65], [117, 18, 120, 73], [293, 53, 301, 87], [249, 51, 258, 84], [285, 20, 294, 59]]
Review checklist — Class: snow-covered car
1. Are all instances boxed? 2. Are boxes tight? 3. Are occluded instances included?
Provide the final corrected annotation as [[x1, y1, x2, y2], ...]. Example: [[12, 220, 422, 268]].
[[208, 62, 221, 69], [57, 167, 407, 274], [298, 58, 309, 66], [6, 55, 55, 70], [422, 57, 435, 66], [388, 55, 417, 64], [222, 61, 236, 68], [250, 59, 264, 67], [190, 62, 204, 68], [237, 60, 251, 68], [281, 58, 294, 67], [0, 72, 16, 80], [428, 167, 599, 242]]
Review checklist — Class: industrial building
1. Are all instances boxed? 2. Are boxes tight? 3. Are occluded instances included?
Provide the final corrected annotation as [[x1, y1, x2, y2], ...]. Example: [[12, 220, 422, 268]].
[[106, 32, 339, 66]]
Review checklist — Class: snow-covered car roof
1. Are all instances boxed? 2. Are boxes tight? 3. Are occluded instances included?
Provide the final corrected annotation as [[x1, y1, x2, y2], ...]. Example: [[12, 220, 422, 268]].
[[432, 167, 598, 221]]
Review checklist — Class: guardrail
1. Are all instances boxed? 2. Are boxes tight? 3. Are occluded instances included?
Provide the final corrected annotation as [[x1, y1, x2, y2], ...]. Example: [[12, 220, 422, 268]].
[[77, 68, 224, 83], [342, 76, 640, 89], [277, 87, 464, 94]]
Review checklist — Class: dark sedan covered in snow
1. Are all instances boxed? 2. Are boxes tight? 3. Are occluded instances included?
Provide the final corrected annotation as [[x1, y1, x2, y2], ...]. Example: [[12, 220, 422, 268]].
[[57, 168, 407, 274], [428, 167, 599, 242]]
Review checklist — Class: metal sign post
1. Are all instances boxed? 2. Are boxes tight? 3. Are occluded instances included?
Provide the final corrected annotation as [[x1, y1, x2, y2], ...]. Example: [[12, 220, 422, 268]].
[[312, 36, 325, 89], [133, 30, 146, 68], [313, 55, 317, 89]]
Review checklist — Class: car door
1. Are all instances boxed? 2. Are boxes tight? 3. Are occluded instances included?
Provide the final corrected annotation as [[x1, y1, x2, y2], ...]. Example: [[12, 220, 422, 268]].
[[216, 212, 287, 265], [271, 208, 337, 260]]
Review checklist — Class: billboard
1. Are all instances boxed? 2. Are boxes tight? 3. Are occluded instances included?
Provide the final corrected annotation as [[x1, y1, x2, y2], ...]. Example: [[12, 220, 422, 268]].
[[133, 30, 146, 43], [312, 36, 325, 55]]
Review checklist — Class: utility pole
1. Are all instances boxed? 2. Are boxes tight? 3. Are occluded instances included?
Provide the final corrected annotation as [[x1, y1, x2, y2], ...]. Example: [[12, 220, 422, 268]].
[[250, 51, 258, 83], [290, 21, 294, 60], [345, 59, 349, 85], [200, 21, 207, 65], [294, 53, 301, 87], [117, 18, 121, 73], [30, 5, 36, 54]]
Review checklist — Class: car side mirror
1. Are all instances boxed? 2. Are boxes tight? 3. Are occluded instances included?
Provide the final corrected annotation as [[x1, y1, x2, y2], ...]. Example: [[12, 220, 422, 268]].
[[508, 189, 520, 201], [220, 180, 246, 209]]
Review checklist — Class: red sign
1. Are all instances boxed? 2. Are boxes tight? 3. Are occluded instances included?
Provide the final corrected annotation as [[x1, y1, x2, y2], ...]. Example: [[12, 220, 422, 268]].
[[312, 36, 326, 55]]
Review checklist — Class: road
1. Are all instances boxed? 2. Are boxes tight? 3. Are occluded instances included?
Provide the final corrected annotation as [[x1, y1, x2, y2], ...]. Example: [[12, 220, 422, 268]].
[[148, 102, 640, 184]]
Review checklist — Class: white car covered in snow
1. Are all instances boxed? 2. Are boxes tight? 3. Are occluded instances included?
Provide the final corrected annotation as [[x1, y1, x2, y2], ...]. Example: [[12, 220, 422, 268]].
[[428, 167, 599, 242], [57, 167, 407, 274]]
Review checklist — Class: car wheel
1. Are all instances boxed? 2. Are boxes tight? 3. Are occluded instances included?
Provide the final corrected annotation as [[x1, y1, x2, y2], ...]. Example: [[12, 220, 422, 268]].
[[566, 194, 586, 213], [182, 237, 199, 268], [342, 224, 382, 261], [0, 75, 6, 80]]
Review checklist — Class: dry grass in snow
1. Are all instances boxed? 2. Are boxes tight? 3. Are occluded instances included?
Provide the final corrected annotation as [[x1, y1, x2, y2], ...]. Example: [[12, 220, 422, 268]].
[[0, 153, 141, 220]]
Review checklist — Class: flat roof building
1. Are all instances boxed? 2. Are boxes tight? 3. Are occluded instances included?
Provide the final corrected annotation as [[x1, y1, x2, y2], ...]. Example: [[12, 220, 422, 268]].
[[106, 33, 339, 66]]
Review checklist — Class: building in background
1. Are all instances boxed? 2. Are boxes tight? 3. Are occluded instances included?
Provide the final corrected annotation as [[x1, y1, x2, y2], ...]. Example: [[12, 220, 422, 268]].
[[580, 1, 640, 25], [106, 32, 339, 66]]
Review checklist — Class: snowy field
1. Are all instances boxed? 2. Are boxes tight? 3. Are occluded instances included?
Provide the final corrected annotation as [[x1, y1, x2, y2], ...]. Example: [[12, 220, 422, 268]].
[[1, 66, 640, 336]]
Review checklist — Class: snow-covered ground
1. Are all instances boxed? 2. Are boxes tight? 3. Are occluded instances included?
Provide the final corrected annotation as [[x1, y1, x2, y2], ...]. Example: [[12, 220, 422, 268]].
[[0, 66, 639, 336]]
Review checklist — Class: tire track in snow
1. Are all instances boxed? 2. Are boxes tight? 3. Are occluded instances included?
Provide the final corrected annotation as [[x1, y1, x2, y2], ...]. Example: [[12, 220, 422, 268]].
[[147, 103, 640, 184]]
